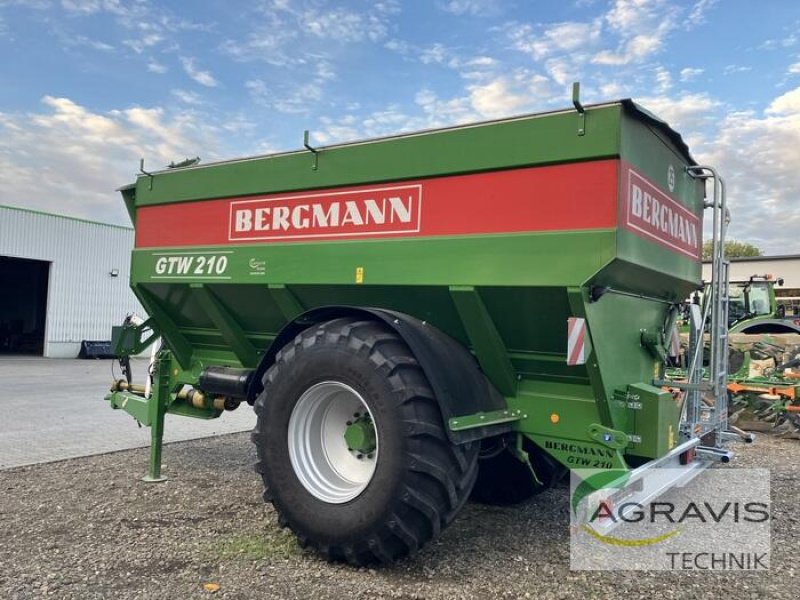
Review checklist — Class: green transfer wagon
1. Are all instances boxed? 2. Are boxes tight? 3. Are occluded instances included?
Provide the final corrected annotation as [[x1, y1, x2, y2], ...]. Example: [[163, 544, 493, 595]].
[[107, 88, 741, 565]]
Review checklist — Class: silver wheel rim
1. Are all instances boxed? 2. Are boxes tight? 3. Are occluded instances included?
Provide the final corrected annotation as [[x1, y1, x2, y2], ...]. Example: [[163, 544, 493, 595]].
[[288, 381, 379, 504]]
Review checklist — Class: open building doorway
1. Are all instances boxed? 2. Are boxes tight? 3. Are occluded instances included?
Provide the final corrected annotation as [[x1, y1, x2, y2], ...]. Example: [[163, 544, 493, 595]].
[[0, 256, 50, 355]]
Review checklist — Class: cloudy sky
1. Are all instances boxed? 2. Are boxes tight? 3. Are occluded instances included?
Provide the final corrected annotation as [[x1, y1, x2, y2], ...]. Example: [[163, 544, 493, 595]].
[[1, 0, 799, 254]]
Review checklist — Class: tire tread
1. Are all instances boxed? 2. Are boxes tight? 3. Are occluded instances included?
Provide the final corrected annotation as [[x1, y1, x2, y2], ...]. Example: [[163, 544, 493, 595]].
[[252, 316, 477, 565]]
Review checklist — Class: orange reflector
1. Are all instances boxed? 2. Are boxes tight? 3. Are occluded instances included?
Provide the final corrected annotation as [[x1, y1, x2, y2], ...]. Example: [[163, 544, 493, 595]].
[[550, 413, 560, 424]]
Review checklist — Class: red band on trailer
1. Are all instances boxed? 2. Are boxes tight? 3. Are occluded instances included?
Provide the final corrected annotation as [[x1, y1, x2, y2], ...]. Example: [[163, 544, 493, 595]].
[[134, 160, 619, 248]]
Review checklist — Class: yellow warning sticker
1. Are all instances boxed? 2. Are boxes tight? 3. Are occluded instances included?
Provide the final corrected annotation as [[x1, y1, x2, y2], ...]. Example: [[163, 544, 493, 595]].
[[355, 267, 364, 284]]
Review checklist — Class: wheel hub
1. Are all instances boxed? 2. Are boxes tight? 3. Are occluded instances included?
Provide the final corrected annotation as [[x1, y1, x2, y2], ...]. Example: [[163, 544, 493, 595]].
[[344, 416, 376, 457]]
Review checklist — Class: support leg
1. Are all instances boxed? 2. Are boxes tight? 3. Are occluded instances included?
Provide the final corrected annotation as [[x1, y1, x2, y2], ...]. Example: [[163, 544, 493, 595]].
[[142, 351, 170, 482]]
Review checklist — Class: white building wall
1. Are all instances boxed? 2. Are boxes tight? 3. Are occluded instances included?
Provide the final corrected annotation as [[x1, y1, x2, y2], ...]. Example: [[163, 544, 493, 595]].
[[702, 256, 800, 290], [0, 205, 143, 357]]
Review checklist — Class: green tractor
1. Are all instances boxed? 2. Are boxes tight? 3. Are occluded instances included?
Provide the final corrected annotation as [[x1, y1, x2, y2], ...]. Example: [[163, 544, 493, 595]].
[[727, 274, 800, 334]]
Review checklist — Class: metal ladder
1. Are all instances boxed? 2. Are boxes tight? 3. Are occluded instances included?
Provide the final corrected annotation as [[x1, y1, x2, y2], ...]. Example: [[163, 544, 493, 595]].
[[682, 165, 738, 455]]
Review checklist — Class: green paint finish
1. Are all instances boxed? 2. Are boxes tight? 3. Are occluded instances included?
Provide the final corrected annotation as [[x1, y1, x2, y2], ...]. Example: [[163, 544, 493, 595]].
[[267, 284, 305, 321], [190, 284, 260, 367], [620, 116, 702, 215], [167, 402, 223, 420], [587, 424, 630, 450], [115, 99, 712, 479], [527, 434, 628, 471], [106, 390, 150, 425], [132, 105, 623, 207], [134, 230, 616, 287], [129, 230, 618, 393], [146, 352, 172, 481], [136, 287, 194, 369], [581, 291, 668, 431], [623, 383, 682, 460], [507, 379, 601, 439], [617, 114, 704, 289], [448, 408, 524, 432], [449, 285, 517, 396], [344, 419, 376, 454]]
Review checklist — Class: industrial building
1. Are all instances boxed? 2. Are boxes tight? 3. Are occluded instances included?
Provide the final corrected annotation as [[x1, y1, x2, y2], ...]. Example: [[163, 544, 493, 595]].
[[702, 254, 800, 314], [0, 205, 142, 357]]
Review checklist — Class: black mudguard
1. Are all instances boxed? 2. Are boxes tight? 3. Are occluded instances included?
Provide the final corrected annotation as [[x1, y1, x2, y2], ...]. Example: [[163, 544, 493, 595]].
[[249, 306, 511, 444]]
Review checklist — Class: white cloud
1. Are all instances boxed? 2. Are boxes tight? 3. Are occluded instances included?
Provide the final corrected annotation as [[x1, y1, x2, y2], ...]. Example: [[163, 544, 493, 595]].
[[701, 89, 800, 253], [767, 86, 800, 115], [314, 114, 362, 145], [507, 20, 603, 60], [592, 30, 668, 65], [504, 0, 689, 81], [0, 97, 222, 225], [437, 0, 499, 16], [300, 6, 391, 43], [147, 60, 167, 74], [315, 60, 335, 81], [171, 89, 203, 105], [122, 33, 163, 54], [544, 57, 576, 87], [724, 64, 752, 75], [424, 71, 550, 121], [384, 38, 411, 55], [180, 56, 218, 87], [636, 93, 719, 130], [223, 0, 397, 66], [654, 66, 671, 93], [789, 62, 800, 75], [361, 105, 425, 137], [760, 33, 799, 51], [0, 0, 50, 7], [591, 0, 678, 65], [686, 0, 718, 28], [60, 0, 130, 16], [605, 0, 660, 32], [465, 56, 496, 68], [56, 31, 115, 52], [246, 79, 322, 114], [315, 69, 553, 147], [420, 43, 451, 65], [680, 67, 704, 82], [468, 76, 530, 117], [599, 82, 626, 97], [220, 27, 298, 66]]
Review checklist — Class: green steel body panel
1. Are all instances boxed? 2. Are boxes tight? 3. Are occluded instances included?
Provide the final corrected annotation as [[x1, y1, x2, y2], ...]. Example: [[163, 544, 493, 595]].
[[114, 99, 706, 476], [130, 106, 623, 210]]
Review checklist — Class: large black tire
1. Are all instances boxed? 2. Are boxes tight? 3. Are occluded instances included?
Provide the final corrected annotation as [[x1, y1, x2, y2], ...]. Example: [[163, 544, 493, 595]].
[[252, 317, 479, 565], [471, 436, 565, 505]]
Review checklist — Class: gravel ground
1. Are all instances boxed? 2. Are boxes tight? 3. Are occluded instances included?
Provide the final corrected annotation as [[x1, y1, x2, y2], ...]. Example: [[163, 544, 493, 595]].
[[1, 432, 797, 600]]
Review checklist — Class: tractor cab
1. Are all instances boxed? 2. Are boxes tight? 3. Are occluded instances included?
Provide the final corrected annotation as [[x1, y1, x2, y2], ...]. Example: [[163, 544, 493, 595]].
[[728, 274, 782, 327]]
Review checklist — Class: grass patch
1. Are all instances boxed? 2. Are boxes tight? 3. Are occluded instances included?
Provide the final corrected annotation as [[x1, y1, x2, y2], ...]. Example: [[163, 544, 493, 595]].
[[209, 530, 301, 561]]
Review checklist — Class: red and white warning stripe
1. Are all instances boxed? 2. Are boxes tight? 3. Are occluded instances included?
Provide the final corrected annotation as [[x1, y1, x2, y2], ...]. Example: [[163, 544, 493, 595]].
[[567, 317, 587, 366]]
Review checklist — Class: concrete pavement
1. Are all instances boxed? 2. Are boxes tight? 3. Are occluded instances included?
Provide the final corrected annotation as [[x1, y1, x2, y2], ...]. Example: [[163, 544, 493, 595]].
[[0, 356, 256, 469]]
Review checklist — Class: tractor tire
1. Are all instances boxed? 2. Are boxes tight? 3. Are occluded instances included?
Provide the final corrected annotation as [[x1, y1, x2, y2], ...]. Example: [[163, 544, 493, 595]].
[[252, 317, 478, 566], [471, 436, 565, 505]]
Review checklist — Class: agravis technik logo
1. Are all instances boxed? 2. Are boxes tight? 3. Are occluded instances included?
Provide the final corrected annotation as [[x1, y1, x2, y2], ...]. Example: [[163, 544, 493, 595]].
[[570, 468, 771, 570]]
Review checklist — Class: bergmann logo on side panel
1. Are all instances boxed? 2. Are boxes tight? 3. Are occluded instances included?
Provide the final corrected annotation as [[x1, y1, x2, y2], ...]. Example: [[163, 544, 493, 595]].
[[623, 168, 700, 259], [228, 184, 423, 241]]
